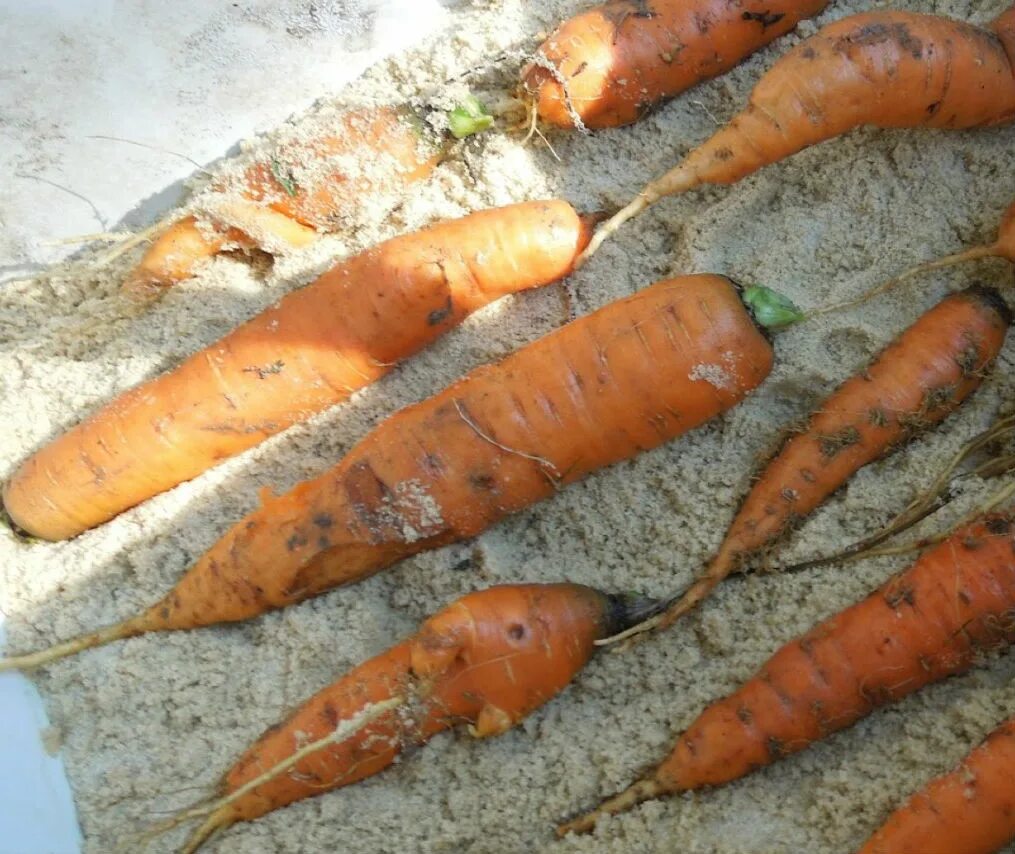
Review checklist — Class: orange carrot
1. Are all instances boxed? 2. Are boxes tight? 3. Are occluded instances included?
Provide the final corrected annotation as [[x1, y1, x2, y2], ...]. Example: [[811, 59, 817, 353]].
[[0, 274, 775, 670], [148, 582, 657, 852], [523, 0, 828, 130], [559, 509, 1015, 835], [613, 286, 1010, 641], [858, 715, 1015, 854], [125, 100, 493, 295], [579, 6, 1015, 262], [3, 200, 591, 542]]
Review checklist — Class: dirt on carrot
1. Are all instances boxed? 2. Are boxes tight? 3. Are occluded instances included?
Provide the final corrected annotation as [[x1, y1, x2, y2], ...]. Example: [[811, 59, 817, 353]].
[[2, 1, 1015, 853]]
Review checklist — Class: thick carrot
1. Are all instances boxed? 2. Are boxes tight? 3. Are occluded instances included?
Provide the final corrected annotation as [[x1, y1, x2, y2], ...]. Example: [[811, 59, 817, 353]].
[[615, 286, 1010, 641], [858, 715, 1015, 854], [125, 101, 492, 294], [580, 6, 1015, 262], [559, 509, 1015, 835], [148, 582, 656, 852], [523, 0, 828, 130], [0, 274, 775, 669], [3, 200, 592, 542]]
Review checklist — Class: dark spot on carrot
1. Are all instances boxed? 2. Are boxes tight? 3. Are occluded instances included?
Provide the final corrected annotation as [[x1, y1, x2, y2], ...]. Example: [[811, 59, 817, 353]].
[[470, 472, 497, 491], [780, 487, 798, 502], [427, 297, 453, 327], [962, 535, 983, 550], [318, 535, 331, 550], [736, 705, 753, 724], [572, 60, 588, 76], [322, 702, 339, 727], [507, 623, 526, 640], [242, 359, 285, 379], [801, 46, 816, 59], [742, 10, 785, 29], [986, 517, 1012, 535], [885, 582, 916, 609], [926, 100, 942, 115], [923, 384, 956, 412], [799, 468, 816, 484], [958, 589, 972, 605], [287, 532, 308, 552], [767, 736, 786, 759], [313, 514, 334, 529], [867, 407, 888, 427], [159, 606, 170, 620], [818, 426, 861, 459], [714, 146, 735, 161], [954, 342, 982, 376]]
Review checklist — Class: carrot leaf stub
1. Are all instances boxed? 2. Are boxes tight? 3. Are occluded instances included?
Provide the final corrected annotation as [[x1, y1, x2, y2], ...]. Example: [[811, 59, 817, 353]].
[[448, 96, 494, 139], [742, 285, 804, 328]]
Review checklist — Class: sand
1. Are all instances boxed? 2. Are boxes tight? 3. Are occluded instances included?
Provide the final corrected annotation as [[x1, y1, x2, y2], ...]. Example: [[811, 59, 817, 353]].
[[2, 0, 1015, 851]]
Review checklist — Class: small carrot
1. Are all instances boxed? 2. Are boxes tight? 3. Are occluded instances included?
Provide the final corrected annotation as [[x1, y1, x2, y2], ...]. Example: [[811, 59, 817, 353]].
[[559, 509, 1015, 835], [579, 6, 1015, 262], [523, 0, 829, 130], [611, 285, 1011, 642], [858, 715, 1015, 854], [3, 200, 592, 542], [140, 582, 658, 852], [0, 274, 776, 669], [817, 197, 1015, 316], [125, 99, 494, 295]]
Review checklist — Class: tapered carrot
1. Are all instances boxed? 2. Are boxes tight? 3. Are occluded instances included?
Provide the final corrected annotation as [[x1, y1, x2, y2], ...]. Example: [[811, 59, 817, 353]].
[[579, 6, 1015, 262], [140, 583, 658, 853], [817, 197, 1015, 316], [523, 0, 829, 130], [3, 200, 592, 542], [0, 274, 776, 670], [559, 509, 1015, 835], [858, 715, 1015, 854], [610, 286, 1010, 642], [125, 99, 493, 295]]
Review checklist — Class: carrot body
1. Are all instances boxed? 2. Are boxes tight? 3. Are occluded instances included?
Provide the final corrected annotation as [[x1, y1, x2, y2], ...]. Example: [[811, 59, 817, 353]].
[[859, 716, 1015, 854], [188, 583, 638, 845], [126, 106, 444, 292], [650, 286, 1011, 632], [560, 510, 1015, 834], [4, 201, 592, 541], [524, 0, 828, 129], [581, 7, 1015, 261]]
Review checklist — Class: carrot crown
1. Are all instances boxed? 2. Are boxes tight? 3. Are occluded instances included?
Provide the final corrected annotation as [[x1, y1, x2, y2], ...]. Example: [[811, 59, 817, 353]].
[[447, 95, 494, 139], [741, 285, 804, 329]]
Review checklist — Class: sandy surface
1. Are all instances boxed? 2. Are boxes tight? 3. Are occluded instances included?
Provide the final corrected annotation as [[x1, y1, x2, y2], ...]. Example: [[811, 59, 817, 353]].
[[3, 1, 1015, 852]]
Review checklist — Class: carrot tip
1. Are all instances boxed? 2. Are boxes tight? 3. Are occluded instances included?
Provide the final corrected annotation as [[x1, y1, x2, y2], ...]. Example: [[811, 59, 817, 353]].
[[556, 778, 666, 836], [0, 617, 145, 672]]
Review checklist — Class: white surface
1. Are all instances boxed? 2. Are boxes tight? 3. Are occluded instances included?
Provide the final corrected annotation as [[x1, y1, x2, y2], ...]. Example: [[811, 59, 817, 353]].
[[0, 2, 445, 850]]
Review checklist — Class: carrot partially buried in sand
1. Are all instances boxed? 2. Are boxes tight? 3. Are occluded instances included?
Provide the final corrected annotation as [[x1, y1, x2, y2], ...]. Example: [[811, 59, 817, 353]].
[[559, 508, 1015, 835], [579, 6, 1015, 262], [126, 98, 494, 295], [0, 274, 777, 670], [523, 0, 829, 130], [3, 200, 592, 542], [139, 583, 659, 853], [608, 285, 1011, 642]]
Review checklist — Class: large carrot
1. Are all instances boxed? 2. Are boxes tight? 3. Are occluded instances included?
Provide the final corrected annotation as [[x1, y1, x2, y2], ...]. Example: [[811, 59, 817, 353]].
[[149, 582, 656, 852], [559, 509, 1015, 835], [523, 0, 829, 130], [0, 274, 775, 669], [3, 200, 591, 542], [858, 715, 1015, 854], [612, 285, 1011, 641], [579, 6, 1015, 262], [126, 99, 493, 294]]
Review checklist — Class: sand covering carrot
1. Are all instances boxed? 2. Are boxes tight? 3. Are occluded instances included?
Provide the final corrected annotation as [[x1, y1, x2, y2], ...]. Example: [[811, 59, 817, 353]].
[[560, 508, 1015, 835], [579, 6, 1015, 262], [141, 583, 657, 852], [3, 200, 592, 541], [0, 274, 774, 670], [523, 0, 828, 129]]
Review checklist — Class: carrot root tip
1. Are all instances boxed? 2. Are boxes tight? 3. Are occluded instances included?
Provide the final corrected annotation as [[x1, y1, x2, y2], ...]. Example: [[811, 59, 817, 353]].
[[556, 778, 667, 836]]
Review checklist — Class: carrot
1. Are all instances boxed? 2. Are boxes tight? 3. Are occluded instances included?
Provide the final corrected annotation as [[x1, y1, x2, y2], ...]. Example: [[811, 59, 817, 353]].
[[610, 286, 1011, 642], [0, 274, 776, 670], [125, 99, 493, 295], [141, 582, 658, 852], [578, 6, 1015, 263], [817, 197, 1015, 316], [3, 200, 592, 542], [858, 714, 1015, 854], [558, 508, 1015, 836], [523, 0, 829, 130]]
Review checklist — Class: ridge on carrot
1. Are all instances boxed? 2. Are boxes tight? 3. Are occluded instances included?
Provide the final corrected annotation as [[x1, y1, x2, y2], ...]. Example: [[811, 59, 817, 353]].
[[125, 97, 495, 296], [577, 6, 1015, 264], [604, 285, 1011, 644], [3, 200, 593, 541], [858, 714, 1015, 854], [135, 583, 660, 853], [559, 507, 1015, 835], [522, 0, 829, 130], [0, 274, 778, 670]]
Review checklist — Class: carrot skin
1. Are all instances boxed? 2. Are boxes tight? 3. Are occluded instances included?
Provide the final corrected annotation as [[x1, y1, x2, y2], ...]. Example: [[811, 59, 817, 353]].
[[215, 583, 620, 825], [858, 716, 1015, 854], [525, 0, 829, 129], [655, 286, 1011, 631], [4, 201, 591, 541], [137, 274, 772, 632]]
